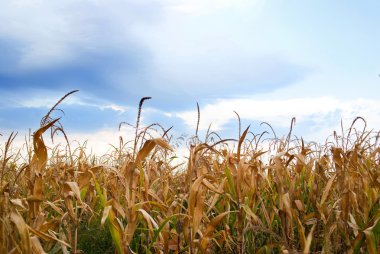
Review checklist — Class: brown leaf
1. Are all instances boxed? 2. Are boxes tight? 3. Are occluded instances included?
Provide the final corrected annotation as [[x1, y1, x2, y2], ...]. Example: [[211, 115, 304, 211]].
[[64, 182, 82, 202], [30, 236, 46, 254], [27, 226, 71, 248], [303, 224, 316, 254], [320, 175, 336, 207], [294, 200, 305, 212], [32, 119, 60, 174], [135, 138, 173, 165], [101, 206, 112, 226], [200, 211, 230, 252], [11, 210, 31, 254]]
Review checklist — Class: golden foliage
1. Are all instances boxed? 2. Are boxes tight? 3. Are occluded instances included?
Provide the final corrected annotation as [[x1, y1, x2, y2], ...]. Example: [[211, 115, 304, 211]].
[[0, 93, 379, 253]]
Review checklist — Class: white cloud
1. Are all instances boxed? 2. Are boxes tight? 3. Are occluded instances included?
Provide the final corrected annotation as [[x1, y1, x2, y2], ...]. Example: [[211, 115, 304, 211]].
[[175, 97, 380, 141], [1, 0, 378, 149], [99, 104, 128, 114], [132, 0, 270, 91], [54, 128, 126, 155], [0, 0, 160, 70], [0, 123, 188, 164], [176, 97, 334, 129], [0, 127, 119, 156], [162, 0, 263, 15], [15, 93, 128, 113], [0, 126, 138, 158]]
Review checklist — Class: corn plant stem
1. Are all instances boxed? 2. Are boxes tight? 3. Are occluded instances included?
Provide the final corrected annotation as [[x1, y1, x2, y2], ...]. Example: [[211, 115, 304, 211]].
[[73, 200, 78, 254], [1, 132, 16, 190]]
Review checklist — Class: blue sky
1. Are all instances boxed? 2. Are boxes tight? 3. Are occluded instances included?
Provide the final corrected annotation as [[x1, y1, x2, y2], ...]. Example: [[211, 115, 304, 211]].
[[0, 0, 379, 154]]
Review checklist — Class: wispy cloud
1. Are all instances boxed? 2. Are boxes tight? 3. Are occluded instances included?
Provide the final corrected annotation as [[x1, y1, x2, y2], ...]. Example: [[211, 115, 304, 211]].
[[162, 0, 263, 14], [16, 93, 128, 114]]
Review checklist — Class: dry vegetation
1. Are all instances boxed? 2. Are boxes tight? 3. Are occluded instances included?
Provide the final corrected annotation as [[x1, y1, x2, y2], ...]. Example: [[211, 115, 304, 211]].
[[0, 91, 379, 253]]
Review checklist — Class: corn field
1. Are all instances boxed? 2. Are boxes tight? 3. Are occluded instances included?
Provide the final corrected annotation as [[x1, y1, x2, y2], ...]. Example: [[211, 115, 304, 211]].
[[0, 92, 379, 253]]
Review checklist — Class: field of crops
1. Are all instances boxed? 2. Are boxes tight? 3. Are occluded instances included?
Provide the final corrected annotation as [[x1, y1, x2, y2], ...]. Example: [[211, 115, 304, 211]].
[[1, 93, 379, 253]]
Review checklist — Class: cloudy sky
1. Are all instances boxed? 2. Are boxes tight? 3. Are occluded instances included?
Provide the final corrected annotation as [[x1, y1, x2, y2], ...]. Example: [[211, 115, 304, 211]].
[[0, 0, 379, 154]]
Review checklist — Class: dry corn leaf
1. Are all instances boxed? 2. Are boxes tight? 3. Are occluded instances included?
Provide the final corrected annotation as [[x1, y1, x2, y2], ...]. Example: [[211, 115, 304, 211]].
[[138, 208, 160, 241], [207, 178, 227, 214], [237, 126, 250, 162], [363, 218, 380, 254], [242, 204, 262, 225], [32, 175, 43, 215], [30, 236, 46, 254], [64, 182, 82, 202], [10, 210, 31, 254], [112, 199, 126, 219], [78, 171, 92, 189], [294, 200, 305, 212], [281, 193, 292, 219], [202, 178, 223, 194], [32, 119, 59, 174], [189, 176, 206, 236], [296, 216, 306, 251], [200, 211, 230, 252], [124, 204, 139, 245], [64, 198, 77, 225], [303, 224, 316, 254], [320, 175, 336, 207], [101, 205, 112, 226], [44, 201, 64, 215], [10, 198, 27, 210], [135, 138, 173, 165]]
